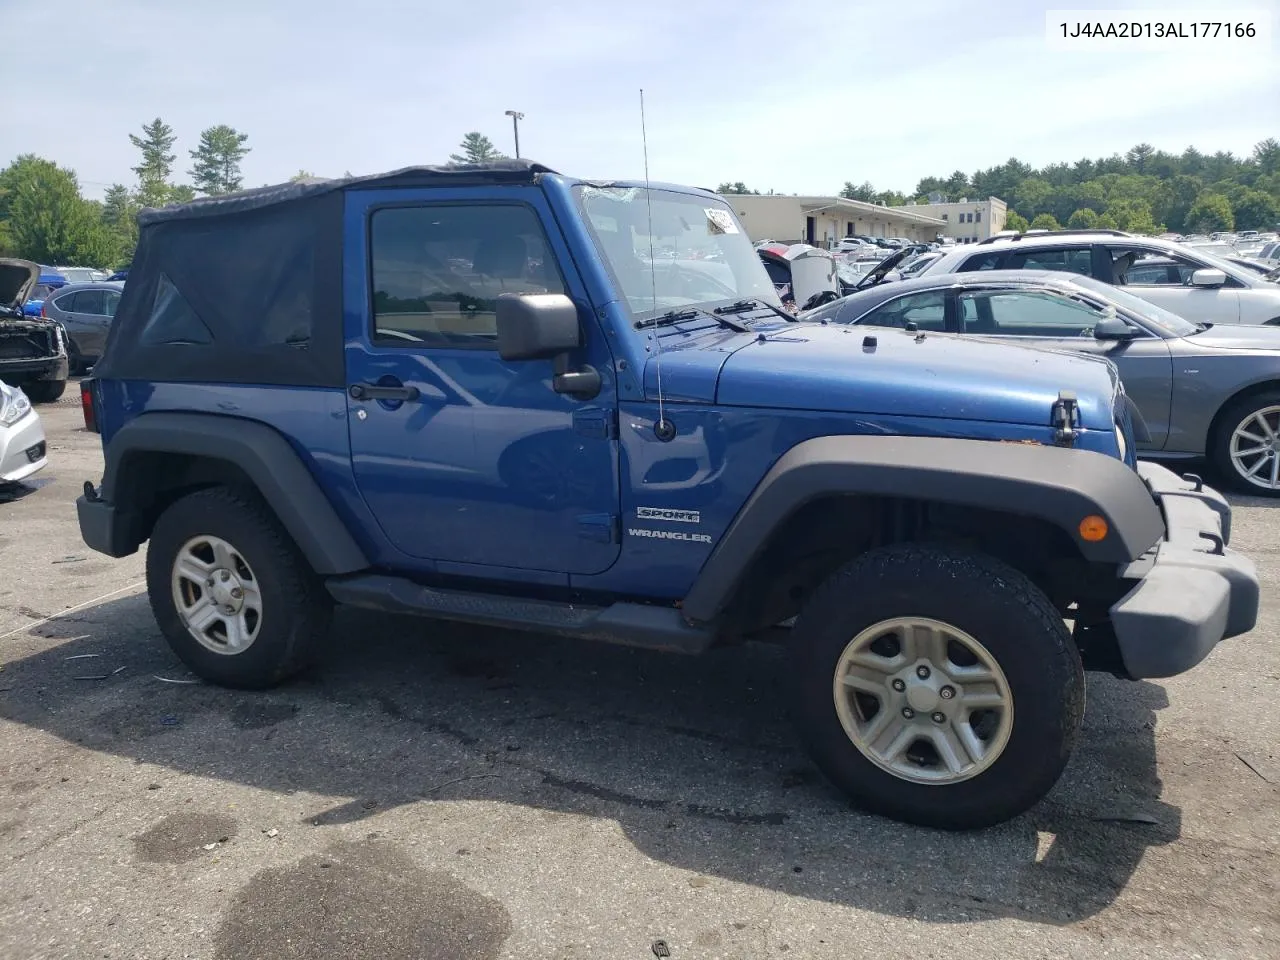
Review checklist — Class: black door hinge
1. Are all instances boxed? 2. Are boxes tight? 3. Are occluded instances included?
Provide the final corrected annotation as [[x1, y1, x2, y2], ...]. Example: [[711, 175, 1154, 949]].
[[573, 407, 617, 440]]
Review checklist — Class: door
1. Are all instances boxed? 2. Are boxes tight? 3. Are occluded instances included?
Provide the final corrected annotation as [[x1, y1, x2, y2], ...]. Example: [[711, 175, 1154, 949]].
[[1109, 247, 1242, 324], [57, 289, 118, 359], [956, 287, 1175, 449], [344, 188, 621, 575]]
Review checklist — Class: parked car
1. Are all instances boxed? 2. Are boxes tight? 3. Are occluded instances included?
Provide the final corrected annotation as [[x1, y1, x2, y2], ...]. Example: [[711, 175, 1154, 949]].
[[1, 259, 70, 403], [39, 281, 124, 371], [0, 379, 47, 484], [22, 268, 70, 317], [75, 161, 1256, 831], [919, 230, 1280, 325], [53, 266, 107, 284], [105, 269, 130, 282], [803, 268, 1280, 494]]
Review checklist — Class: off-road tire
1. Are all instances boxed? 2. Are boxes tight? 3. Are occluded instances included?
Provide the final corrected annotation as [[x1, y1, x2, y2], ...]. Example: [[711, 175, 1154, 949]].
[[789, 544, 1084, 830], [1209, 389, 1280, 497], [24, 379, 66, 404], [146, 487, 332, 688]]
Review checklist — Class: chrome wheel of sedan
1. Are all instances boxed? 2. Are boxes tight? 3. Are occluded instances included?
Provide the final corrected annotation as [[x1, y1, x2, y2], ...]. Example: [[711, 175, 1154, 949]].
[[1229, 404, 1280, 491], [170, 535, 263, 654], [832, 616, 1014, 785]]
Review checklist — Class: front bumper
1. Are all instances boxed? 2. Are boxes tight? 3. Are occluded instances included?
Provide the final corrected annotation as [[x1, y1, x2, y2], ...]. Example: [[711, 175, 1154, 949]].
[[0, 355, 69, 382], [0, 410, 48, 483], [1109, 462, 1259, 679]]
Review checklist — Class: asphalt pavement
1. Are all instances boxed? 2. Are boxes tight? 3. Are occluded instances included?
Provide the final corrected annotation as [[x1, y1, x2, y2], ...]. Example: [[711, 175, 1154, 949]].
[[1, 393, 1277, 960]]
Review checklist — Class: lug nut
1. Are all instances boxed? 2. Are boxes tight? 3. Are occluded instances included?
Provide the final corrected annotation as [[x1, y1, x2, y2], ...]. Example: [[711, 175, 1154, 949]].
[[916, 665, 930, 679], [230, 587, 243, 599], [931, 711, 946, 724], [901, 707, 915, 720], [891, 679, 906, 692], [206, 578, 214, 587], [939, 686, 955, 700], [220, 570, 231, 581], [223, 605, 235, 614]]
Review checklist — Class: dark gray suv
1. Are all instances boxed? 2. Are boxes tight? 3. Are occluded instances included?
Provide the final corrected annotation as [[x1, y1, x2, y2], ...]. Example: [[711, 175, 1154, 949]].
[[41, 281, 123, 371]]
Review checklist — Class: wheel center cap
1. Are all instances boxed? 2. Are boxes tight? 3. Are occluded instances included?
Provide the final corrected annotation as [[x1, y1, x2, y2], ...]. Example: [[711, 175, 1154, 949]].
[[208, 570, 242, 611], [906, 683, 940, 712]]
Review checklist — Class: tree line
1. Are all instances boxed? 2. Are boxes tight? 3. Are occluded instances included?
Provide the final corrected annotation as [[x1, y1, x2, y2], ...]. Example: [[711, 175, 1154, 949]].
[[0, 126, 515, 270], [721, 139, 1280, 235], [0, 118, 251, 269]]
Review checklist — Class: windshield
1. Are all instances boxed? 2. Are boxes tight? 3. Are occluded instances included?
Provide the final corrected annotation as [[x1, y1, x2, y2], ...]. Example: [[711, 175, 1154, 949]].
[[1067, 275, 1200, 336], [573, 185, 779, 319], [58, 268, 98, 283]]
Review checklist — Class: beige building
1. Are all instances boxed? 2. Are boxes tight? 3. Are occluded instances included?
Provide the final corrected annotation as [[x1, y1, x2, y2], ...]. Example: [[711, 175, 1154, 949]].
[[898, 197, 1008, 244], [721, 194, 946, 248]]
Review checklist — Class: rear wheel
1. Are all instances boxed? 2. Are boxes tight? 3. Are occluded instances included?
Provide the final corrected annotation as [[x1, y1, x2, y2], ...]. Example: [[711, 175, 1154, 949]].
[[146, 487, 332, 688], [1210, 391, 1280, 496], [789, 545, 1084, 829], [24, 380, 66, 404]]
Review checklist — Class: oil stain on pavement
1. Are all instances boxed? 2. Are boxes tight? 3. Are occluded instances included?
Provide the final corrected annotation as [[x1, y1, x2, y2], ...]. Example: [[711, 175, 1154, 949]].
[[133, 812, 239, 864], [213, 840, 512, 960]]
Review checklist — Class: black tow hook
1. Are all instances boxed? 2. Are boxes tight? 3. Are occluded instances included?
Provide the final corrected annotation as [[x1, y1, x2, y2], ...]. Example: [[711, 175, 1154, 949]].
[[83, 481, 102, 503]]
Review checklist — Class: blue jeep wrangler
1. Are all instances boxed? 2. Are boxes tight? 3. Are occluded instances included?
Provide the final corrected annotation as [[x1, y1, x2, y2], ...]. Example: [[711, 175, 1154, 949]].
[[76, 161, 1259, 829]]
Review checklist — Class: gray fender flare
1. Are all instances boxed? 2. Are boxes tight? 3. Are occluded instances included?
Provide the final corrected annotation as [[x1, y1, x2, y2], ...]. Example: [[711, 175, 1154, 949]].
[[101, 412, 368, 575], [681, 435, 1164, 623]]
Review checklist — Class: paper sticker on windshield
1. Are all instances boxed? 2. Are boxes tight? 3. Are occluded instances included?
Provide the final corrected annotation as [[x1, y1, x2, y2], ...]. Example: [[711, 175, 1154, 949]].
[[705, 208, 738, 235]]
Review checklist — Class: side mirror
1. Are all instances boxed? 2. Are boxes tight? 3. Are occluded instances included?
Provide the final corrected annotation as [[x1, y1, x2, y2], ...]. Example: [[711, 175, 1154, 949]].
[[1190, 268, 1227, 288], [1093, 315, 1137, 341], [495, 293, 580, 361]]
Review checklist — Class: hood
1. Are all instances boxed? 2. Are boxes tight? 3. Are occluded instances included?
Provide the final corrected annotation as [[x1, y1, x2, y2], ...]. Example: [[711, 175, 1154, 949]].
[[0, 259, 39, 313], [1180, 324, 1280, 353], [854, 248, 912, 290], [712, 323, 1117, 429]]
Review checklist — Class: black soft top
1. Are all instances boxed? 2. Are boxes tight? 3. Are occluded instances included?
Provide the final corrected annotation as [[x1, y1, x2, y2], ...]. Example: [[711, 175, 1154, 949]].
[[137, 160, 558, 225], [96, 160, 557, 388]]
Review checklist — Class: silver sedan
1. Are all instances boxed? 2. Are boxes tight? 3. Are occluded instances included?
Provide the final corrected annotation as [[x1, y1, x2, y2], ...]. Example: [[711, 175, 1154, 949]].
[[0, 380, 47, 484], [802, 269, 1280, 495]]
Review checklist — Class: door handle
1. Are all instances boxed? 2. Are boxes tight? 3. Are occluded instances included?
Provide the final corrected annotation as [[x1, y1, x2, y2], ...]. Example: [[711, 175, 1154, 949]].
[[349, 382, 421, 402]]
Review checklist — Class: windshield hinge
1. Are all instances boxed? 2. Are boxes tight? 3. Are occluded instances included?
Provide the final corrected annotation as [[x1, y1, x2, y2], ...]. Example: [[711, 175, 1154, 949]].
[[1051, 390, 1079, 447]]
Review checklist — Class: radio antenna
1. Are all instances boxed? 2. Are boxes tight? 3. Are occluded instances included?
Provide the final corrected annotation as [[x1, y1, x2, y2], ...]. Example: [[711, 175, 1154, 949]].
[[640, 88, 674, 441]]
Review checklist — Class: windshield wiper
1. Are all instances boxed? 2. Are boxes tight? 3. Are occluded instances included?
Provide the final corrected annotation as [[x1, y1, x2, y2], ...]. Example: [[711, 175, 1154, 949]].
[[714, 297, 797, 322], [635, 307, 750, 332]]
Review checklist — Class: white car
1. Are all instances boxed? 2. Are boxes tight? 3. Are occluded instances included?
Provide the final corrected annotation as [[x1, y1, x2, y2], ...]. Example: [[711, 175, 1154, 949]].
[[0, 381, 47, 484], [919, 230, 1280, 325]]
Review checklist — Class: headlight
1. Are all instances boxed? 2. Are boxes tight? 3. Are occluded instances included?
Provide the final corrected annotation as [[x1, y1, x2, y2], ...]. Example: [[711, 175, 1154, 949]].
[[0, 388, 32, 427], [1115, 423, 1128, 461]]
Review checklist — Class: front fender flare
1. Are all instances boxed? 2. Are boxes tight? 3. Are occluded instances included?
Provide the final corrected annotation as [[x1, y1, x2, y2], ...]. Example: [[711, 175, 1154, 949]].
[[681, 435, 1164, 623]]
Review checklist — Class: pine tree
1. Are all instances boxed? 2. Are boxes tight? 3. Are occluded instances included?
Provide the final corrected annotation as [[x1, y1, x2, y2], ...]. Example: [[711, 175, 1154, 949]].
[[129, 118, 177, 208], [449, 132, 505, 165], [189, 125, 251, 195]]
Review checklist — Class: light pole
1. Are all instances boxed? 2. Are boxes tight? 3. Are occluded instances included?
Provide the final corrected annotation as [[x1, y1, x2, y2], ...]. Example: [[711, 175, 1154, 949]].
[[504, 110, 524, 159]]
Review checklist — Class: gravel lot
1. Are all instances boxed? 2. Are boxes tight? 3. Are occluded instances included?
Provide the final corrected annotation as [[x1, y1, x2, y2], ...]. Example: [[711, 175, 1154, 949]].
[[1, 393, 1277, 960]]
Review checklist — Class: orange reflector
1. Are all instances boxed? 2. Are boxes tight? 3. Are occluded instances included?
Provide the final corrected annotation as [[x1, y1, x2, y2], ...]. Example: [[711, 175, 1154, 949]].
[[1078, 515, 1108, 542]]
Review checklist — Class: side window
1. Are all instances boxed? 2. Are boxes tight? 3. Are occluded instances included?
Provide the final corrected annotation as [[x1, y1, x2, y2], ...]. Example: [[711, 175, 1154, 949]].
[[102, 290, 122, 317], [73, 290, 106, 315], [1010, 248, 1093, 277], [956, 250, 1003, 272], [52, 292, 79, 313], [959, 290, 1101, 337], [854, 291, 947, 330], [370, 204, 565, 347], [1124, 256, 1178, 285], [1111, 248, 1213, 286]]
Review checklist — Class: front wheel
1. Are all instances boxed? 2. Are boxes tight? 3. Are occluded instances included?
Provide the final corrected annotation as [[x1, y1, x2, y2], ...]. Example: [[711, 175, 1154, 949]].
[[1210, 391, 1280, 496], [789, 545, 1084, 829]]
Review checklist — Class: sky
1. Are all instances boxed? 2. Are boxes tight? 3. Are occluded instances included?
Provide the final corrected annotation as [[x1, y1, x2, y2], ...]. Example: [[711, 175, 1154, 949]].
[[2, 0, 1277, 201]]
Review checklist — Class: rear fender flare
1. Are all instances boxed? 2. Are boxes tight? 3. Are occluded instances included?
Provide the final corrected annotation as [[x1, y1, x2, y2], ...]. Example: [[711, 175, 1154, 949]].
[[101, 412, 368, 575]]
